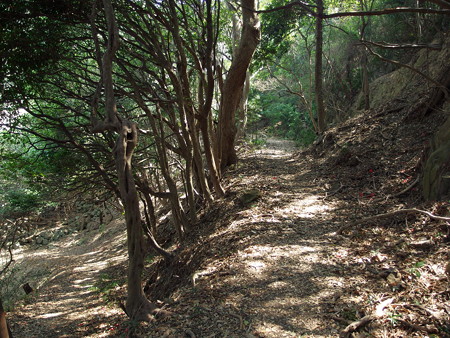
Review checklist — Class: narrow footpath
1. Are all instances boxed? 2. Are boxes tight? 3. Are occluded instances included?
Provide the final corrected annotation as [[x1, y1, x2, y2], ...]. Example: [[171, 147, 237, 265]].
[[143, 138, 357, 337]]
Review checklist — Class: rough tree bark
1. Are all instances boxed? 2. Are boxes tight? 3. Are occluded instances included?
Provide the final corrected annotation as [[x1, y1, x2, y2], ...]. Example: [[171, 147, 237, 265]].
[[217, 0, 260, 169], [114, 122, 158, 320]]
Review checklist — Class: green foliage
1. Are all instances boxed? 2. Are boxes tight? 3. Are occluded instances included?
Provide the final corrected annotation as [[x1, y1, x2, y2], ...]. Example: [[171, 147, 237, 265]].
[[254, 0, 299, 66], [248, 88, 316, 146], [0, 1, 90, 103], [0, 126, 87, 217], [89, 273, 123, 305], [0, 188, 41, 217], [409, 261, 425, 278]]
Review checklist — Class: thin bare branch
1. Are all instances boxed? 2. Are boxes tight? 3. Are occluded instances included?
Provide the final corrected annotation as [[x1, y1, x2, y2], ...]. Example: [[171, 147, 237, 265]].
[[363, 42, 449, 98], [361, 40, 442, 50]]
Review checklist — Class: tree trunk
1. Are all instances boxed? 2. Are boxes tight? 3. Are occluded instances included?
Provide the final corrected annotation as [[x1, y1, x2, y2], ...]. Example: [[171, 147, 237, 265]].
[[359, 0, 371, 110], [91, 0, 159, 321], [0, 298, 12, 338], [198, 0, 225, 196], [115, 123, 158, 320], [315, 0, 326, 134], [217, 0, 260, 169], [236, 72, 251, 142]]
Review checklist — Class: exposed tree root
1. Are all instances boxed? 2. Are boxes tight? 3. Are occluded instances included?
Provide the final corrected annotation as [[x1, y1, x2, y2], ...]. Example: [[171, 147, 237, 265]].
[[337, 208, 450, 234]]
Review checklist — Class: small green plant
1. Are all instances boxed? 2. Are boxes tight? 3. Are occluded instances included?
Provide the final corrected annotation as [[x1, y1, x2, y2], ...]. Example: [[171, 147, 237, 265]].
[[98, 223, 106, 232], [145, 254, 155, 265], [409, 261, 425, 277], [387, 312, 402, 325], [341, 308, 358, 321], [251, 138, 266, 147], [435, 232, 444, 239], [90, 273, 122, 305]]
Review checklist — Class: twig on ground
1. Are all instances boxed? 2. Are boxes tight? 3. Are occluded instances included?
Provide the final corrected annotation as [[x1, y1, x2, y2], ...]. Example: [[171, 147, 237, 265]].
[[391, 176, 419, 197], [396, 318, 438, 334], [323, 183, 344, 200], [340, 298, 393, 337], [373, 176, 419, 202]]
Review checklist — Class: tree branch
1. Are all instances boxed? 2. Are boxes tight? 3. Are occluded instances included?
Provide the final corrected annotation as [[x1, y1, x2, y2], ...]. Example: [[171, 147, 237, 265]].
[[338, 208, 450, 234], [254, 2, 450, 17], [325, 7, 450, 18], [361, 40, 442, 50]]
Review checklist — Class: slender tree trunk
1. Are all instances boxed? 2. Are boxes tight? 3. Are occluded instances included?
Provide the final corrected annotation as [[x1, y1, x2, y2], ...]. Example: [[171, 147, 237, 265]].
[[198, 0, 225, 196], [359, 0, 371, 110], [153, 109, 189, 238], [236, 72, 251, 142], [416, 0, 422, 41], [115, 123, 158, 320], [315, 0, 326, 134], [217, 0, 260, 169], [138, 188, 172, 259], [229, 5, 250, 143], [0, 298, 11, 338]]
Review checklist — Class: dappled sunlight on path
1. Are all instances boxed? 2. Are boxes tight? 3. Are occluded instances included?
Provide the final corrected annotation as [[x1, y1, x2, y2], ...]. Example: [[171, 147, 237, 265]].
[[146, 137, 354, 337], [9, 220, 129, 337]]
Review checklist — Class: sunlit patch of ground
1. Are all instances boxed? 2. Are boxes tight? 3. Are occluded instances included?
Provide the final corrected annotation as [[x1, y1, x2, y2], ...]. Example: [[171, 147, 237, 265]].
[[7, 218, 129, 337]]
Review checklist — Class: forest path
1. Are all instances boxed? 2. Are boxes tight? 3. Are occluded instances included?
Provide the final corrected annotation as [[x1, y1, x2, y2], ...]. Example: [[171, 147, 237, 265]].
[[9, 136, 446, 337], [144, 137, 357, 337], [9, 221, 129, 337], [215, 138, 347, 336]]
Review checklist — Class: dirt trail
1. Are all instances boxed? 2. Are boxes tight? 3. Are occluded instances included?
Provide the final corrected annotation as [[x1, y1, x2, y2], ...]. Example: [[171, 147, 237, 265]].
[[213, 138, 346, 336], [143, 138, 356, 337], [144, 134, 449, 337], [9, 221, 129, 337], [8, 137, 449, 337]]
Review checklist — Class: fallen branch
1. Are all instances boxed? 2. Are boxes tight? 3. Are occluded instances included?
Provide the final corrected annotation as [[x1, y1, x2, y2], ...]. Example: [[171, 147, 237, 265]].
[[360, 40, 442, 51], [373, 176, 419, 202], [391, 176, 420, 197], [396, 318, 438, 334], [340, 298, 393, 337], [337, 208, 450, 234]]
